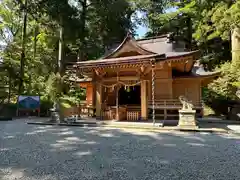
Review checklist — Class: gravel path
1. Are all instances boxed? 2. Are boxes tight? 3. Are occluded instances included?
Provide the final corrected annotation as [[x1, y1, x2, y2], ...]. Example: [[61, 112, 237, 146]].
[[0, 120, 240, 180]]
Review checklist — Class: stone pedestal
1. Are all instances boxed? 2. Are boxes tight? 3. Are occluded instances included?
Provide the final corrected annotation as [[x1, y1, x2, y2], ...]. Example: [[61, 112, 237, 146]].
[[228, 104, 240, 120], [178, 109, 198, 129]]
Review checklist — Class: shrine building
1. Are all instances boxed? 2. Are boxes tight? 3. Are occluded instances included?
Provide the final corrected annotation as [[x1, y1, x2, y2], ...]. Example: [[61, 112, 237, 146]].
[[71, 34, 219, 122]]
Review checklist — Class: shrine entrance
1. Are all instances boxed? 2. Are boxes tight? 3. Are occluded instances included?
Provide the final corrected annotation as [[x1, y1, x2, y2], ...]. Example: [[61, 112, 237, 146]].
[[101, 82, 143, 121], [118, 85, 141, 106]]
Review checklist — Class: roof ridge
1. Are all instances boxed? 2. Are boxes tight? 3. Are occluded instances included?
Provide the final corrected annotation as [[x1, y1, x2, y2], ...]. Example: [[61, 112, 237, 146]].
[[136, 34, 169, 41], [102, 33, 156, 59]]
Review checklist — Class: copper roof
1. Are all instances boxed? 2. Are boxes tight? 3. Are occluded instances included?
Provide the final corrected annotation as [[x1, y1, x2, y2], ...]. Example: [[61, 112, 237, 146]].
[[72, 34, 199, 69], [173, 65, 220, 79], [137, 35, 199, 58], [191, 66, 220, 77], [99, 34, 198, 60]]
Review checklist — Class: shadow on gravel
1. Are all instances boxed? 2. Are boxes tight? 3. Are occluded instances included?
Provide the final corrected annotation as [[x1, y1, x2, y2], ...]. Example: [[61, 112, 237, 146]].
[[0, 120, 240, 180]]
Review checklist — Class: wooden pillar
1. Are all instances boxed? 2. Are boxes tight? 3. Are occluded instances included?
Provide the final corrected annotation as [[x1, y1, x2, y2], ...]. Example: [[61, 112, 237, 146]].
[[115, 85, 119, 120], [91, 82, 96, 117], [92, 82, 96, 107], [141, 80, 148, 120], [169, 79, 173, 99], [95, 82, 102, 120], [199, 80, 202, 101]]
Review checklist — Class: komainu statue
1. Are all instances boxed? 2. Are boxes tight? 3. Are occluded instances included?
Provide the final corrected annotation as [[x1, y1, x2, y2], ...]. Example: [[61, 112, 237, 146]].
[[179, 95, 194, 110]]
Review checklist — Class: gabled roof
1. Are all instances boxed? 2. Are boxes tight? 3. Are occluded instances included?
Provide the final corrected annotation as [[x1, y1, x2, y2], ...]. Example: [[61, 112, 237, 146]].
[[71, 33, 200, 70], [137, 35, 199, 58], [102, 33, 199, 60], [103, 33, 156, 59]]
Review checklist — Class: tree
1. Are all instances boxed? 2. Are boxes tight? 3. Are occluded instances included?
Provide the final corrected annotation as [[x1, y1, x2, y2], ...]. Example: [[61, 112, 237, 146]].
[[143, 0, 234, 69], [0, 0, 22, 101], [19, 0, 28, 94]]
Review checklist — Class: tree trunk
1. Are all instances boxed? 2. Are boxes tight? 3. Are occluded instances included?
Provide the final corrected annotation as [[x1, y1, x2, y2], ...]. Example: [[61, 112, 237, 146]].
[[58, 25, 63, 73], [58, 20, 64, 123], [231, 27, 240, 65], [77, 0, 87, 61], [18, 0, 28, 95], [33, 23, 39, 60], [8, 71, 11, 104]]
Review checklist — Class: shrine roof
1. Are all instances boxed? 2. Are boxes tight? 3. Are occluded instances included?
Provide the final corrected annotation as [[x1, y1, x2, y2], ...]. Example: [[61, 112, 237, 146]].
[[100, 34, 199, 59], [173, 65, 220, 79], [72, 34, 199, 69], [102, 34, 156, 59], [191, 66, 220, 77], [137, 35, 198, 58], [74, 54, 166, 68]]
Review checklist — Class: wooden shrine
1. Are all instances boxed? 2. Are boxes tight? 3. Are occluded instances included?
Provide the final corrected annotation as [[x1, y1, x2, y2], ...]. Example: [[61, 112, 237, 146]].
[[70, 34, 219, 122]]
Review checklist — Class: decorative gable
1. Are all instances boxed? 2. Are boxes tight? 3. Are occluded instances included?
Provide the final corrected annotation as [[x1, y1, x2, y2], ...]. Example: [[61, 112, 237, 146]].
[[104, 34, 156, 59]]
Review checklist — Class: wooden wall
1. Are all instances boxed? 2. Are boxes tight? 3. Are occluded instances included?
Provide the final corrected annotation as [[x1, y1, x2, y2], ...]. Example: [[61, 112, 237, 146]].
[[172, 78, 201, 103], [148, 63, 173, 99], [86, 84, 93, 105], [147, 63, 202, 103], [80, 82, 93, 105]]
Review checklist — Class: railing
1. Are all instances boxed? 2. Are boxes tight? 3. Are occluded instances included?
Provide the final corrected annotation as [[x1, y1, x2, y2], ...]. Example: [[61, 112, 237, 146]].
[[63, 104, 94, 118], [101, 110, 140, 121], [101, 110, 112, 120], [127, 111, 140, 121], [126, 105, 141, 111], [80, 104, 94, 116], [148, 99, 203, 109], [148, 99, 204, 120]]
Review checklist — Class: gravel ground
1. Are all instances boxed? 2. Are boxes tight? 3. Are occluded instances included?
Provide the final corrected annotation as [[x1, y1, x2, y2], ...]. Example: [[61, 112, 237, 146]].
[[0, 120, 240, 180]]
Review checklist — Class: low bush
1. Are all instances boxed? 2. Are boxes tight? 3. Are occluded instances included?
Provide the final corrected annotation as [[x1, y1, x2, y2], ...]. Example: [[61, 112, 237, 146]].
[[203, 61, 240, 116]]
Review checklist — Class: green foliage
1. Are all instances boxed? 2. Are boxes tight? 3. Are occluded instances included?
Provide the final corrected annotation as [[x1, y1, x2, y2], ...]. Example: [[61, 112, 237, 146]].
[[232, 82, 240, 88], [60, 91, 85, 109], [205, 62, 239, 100], [68, 85, 86, 104], [144, 0, 238, 69], [0, 0, 135, 110], [44, 72, 73, 103], [203, 59, 240, 115], [39, 98, 53, 116]]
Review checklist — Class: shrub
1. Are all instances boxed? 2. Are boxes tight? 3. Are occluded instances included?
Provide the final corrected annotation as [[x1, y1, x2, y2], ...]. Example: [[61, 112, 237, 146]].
[[203, 61, 240, 115]]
